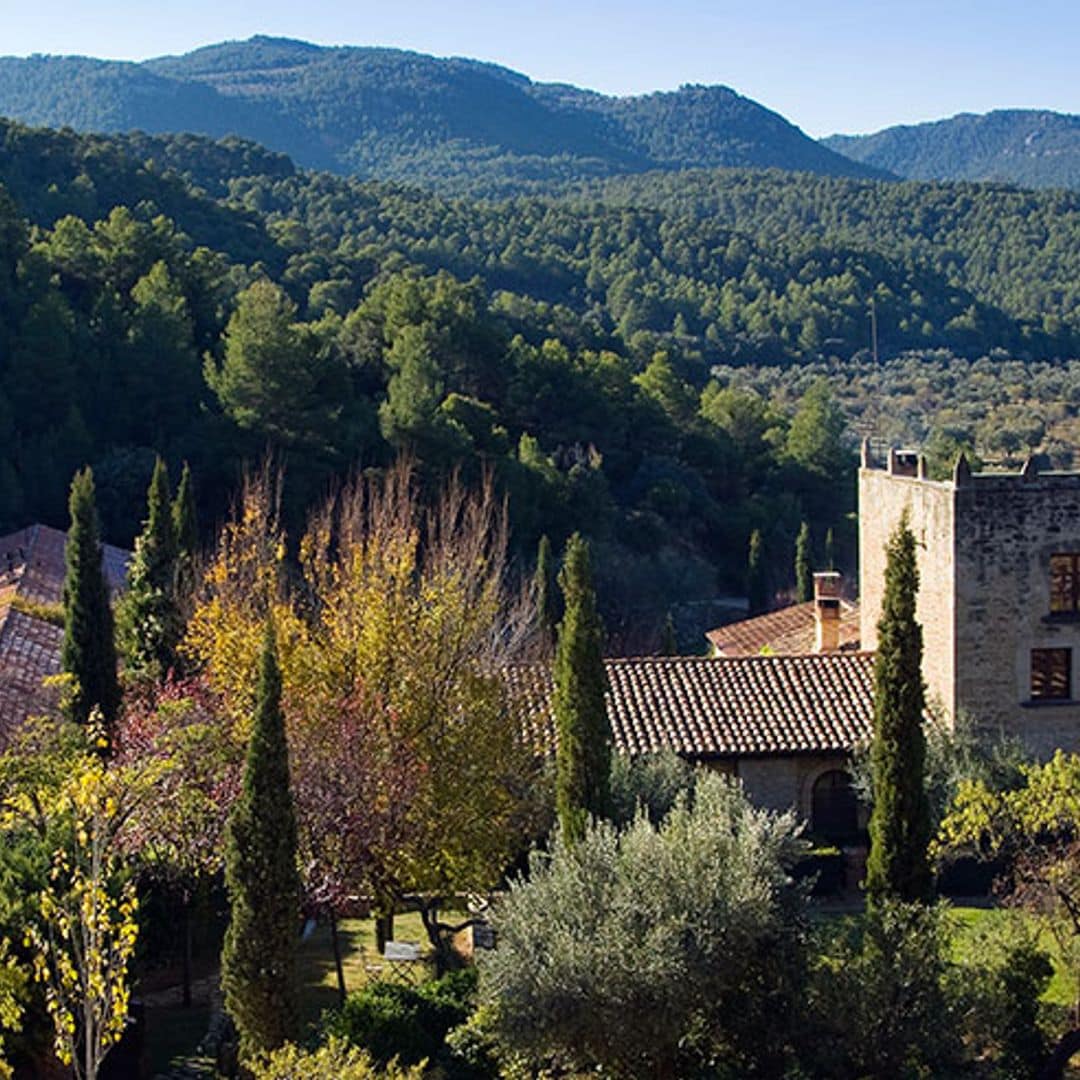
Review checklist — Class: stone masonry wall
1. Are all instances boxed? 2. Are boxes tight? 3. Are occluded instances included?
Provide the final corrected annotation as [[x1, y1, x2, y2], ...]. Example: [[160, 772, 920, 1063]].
[[954, 475, 1080, 756], [858, 467, 957, 720], [736, 753, 850, 820]]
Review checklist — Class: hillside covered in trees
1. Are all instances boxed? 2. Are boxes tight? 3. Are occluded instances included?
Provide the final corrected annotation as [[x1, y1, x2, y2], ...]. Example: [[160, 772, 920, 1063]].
[[824, 109, 1080, 191], [0, 36, 883, 186], [1, 117, 1079, 642]]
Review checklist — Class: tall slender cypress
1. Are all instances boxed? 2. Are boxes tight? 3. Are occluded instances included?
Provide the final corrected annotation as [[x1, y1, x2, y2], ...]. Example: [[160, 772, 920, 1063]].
[[61, 468, 121, 728], [747, 528, 768, 616], [534, 534, 557, 646], [795, 521, 814, 603], [553, 533, 610, 842], [172, 462, 197, 562], [118, 457, 180, 676], [825, 527, 836, 571], [172, 461, 199, 600], [865, 511, 933, 905], [221, 620, 301, 1059]]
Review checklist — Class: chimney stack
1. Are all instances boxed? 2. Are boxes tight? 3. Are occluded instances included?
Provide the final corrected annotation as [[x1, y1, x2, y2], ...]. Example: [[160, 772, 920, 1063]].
[[813, 571, 843, 653]]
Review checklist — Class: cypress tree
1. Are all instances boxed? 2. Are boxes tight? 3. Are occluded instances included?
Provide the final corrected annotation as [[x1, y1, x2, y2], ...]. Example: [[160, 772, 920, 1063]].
[[61, 468, 121, 728], [825, 527, 836, 571], [534, 534, 556, 646], [553, 533, 610, 842], [747, 528, 768, 616], [865, 511, 933, 905], [795, 521, 814, 603], [172, 462, 197, 561], [172, 461, 198, 599], [222, 620, 301, 1059], [118, 457, 180, 676]]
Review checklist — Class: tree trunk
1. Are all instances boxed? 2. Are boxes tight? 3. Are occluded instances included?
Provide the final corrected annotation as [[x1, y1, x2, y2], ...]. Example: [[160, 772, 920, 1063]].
[[328, 907, 347, 1006], [1039, 1027, 1080, 1080], [375, 903, 394, 954], [419, 897, 452, 976], [181, 895, 193, 1009]]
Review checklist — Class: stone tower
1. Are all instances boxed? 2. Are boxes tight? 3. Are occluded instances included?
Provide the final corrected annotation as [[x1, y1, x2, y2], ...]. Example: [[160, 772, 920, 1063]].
[[859, 445, 1080, 757]]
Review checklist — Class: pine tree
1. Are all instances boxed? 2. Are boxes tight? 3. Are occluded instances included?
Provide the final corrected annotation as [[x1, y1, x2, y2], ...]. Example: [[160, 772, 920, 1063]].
[[118, 457, 180, 677], [747, 528, 768, 616], [172, 461, 198, 602], [865, 511, 933, 906], [221, 620, 301, 1059], [795, 521, 814, 603], [534, 534, 556, 646], [553, 533, 611, 842], [61, 468, 121, 728]]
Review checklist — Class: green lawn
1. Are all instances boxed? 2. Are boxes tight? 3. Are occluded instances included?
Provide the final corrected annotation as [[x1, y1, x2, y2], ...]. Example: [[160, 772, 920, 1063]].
[[142, 911, 432, 1075], [949, 905, 1076, 1009], [295, 912, 431, 1032]]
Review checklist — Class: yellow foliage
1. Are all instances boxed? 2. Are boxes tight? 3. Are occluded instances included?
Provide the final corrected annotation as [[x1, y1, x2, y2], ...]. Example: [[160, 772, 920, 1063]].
[[251, 1037, 424, 1079], [184, 463, 540, 899]]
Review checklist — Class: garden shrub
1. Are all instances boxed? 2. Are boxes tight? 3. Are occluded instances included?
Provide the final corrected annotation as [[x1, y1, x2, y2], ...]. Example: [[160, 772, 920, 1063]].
[[805, 901, 963, 1078], [324, 968, 478, 1068], [249, 1036, 424, 1079], [480, 771, 810, 1077], [609, 748, 697, 827], [953, 915, 1052, 1079]]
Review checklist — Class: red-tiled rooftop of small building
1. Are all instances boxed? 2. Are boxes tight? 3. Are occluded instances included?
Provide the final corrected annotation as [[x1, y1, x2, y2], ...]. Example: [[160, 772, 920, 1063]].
[[0, 524, 129, 605], [705, 600, 861, 657], [0, 525, 130, 742], [504, 652, 876, 759]]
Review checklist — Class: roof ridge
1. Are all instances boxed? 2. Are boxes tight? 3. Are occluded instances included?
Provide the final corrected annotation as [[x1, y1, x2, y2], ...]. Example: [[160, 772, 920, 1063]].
[[603, 651, 875, 664]]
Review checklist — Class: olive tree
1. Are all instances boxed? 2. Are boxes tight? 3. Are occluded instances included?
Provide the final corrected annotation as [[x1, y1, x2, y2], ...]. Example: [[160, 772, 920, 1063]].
[[481, 772, 809, 1078]]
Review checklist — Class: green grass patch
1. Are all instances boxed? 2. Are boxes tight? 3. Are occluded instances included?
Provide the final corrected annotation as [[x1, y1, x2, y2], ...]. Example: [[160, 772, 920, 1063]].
[[295, 912, 431, 1033], [948, 906, 1074, 1008]]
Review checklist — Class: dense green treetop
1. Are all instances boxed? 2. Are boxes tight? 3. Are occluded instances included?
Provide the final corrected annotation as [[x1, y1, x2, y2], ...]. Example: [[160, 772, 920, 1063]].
[[0, 117, 1078, 641]]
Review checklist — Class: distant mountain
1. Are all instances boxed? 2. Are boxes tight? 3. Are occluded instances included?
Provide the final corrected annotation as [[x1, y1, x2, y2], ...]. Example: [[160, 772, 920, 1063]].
[[0, 36, 884, 188], [824, 110, 1080, 190]]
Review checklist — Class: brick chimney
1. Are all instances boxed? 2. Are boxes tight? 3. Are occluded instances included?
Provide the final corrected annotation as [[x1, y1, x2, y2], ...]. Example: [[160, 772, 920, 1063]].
[[813, 571, 843, 653]]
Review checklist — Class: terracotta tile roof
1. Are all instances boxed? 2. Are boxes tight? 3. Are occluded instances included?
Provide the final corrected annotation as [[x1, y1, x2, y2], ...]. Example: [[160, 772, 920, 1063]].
[[0, 525, 130, 742], [0, 610, 63, 737], [705, 600, 861, 657], [0, 525, 129, 604], [505, 652, 876, 759]]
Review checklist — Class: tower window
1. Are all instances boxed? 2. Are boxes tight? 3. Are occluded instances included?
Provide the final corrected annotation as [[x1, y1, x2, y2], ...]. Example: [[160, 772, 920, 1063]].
[[1049, 554, 1080, 613], [1030, 648, 1072, 700]]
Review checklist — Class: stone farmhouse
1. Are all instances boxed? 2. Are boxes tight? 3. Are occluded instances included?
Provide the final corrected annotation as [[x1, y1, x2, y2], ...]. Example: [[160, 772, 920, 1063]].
[[2, 448, 1079, 853], [861, 445, 1080, 760], [515, 447, 1080, 851]]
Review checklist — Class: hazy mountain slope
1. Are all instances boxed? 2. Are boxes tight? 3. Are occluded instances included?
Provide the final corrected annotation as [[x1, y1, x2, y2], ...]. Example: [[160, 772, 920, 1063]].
[[824, 110, 1080, 190], [0, 36, 883, 187]]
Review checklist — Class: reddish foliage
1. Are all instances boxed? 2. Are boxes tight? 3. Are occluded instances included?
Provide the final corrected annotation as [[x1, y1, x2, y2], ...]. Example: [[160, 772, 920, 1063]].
[[286, 682, 425, 913]]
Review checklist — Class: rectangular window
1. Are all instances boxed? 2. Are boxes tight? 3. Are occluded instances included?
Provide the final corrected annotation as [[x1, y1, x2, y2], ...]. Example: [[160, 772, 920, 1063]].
[[1050, 554, 1080, 613], [1031, 648, 1072, 700]]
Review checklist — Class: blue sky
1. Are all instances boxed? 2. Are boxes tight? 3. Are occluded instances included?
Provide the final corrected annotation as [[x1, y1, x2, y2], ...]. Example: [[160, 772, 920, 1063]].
[[5, 0, 1079, 136]]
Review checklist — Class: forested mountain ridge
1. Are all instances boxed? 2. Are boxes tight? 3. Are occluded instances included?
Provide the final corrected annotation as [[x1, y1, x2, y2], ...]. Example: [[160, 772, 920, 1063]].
[[0, 35, 885, 186], [824, 109, 1080, 190], [1, 117, 1079, 642]]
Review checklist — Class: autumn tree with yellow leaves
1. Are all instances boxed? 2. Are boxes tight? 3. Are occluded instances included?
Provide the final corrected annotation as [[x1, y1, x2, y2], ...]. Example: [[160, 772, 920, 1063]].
[[183, 462, 544, 962], [0, 715, 167, 1080]]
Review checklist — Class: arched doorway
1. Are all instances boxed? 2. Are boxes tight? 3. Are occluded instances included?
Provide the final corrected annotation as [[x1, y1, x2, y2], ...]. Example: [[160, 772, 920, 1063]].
[[811, 769, 859, 845]]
